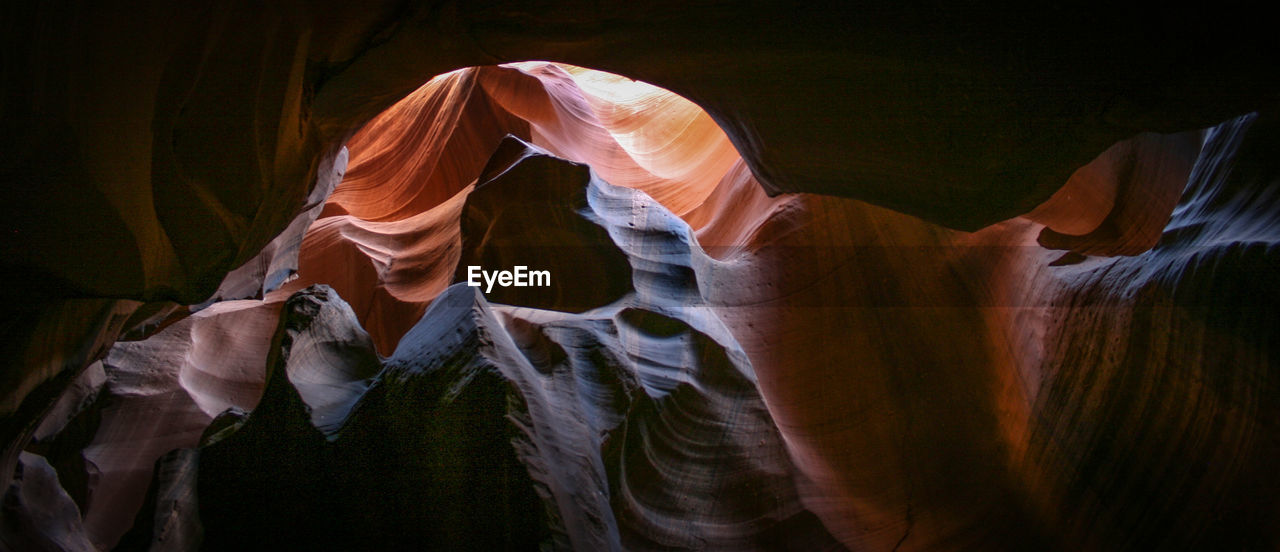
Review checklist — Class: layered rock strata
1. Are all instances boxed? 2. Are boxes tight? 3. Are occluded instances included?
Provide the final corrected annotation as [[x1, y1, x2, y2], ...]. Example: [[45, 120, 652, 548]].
[[1, 20, 1277, 548], [194, 142, 841, 550]]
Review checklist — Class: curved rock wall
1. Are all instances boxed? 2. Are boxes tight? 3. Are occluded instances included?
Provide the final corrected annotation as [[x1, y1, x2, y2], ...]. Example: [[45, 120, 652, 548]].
[[198, 141, 845, 550], [3, 4, 1280, 551]]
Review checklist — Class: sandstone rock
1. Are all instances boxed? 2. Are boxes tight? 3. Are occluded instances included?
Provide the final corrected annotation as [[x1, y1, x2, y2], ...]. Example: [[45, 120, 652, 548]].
[[113, 448, 202, 552], [195, 141, 840, 549], [0, 452, 94, 552], [4, 7, 1279, 549]]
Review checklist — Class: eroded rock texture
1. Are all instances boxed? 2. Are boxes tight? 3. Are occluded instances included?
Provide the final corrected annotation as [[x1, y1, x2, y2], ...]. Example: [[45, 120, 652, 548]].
[[194, 142, 840, 550], [1, 452, 94, 552], [114, 448, 202, 552], [3, 3, 1280, 551]]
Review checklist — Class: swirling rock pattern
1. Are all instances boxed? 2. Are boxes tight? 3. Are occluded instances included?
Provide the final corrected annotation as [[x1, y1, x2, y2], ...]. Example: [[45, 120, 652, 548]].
[[4, 2, 1278, 463], [3, 6, 1280, 549], [276, 63, 746, 353], [196, 141, 841, 550], [24, 301, 281, 548]]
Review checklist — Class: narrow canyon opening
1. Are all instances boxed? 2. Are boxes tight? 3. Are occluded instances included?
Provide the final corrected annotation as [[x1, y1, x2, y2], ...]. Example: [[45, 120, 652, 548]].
[[285, 61, 778, 354], [5, 8, 1279, 550], [20, 62, 840, 551]]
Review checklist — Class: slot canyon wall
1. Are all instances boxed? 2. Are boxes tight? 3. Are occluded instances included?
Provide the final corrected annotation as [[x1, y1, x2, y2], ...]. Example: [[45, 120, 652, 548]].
[[2, 2, 1279, 551]]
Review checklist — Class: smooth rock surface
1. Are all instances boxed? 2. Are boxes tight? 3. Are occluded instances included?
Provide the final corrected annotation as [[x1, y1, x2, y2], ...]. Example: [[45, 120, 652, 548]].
[[194, 141, 841, 550], [3, 8, 1279, 549]]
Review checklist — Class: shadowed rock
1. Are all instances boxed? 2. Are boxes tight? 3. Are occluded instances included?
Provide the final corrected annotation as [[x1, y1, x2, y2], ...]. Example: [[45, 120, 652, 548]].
[[1, 452, 95, 552], [114, 448, 202, 552], [195, 284, 552, 552], [5, 11, 1280, 549], [193, 144, 840, 550]]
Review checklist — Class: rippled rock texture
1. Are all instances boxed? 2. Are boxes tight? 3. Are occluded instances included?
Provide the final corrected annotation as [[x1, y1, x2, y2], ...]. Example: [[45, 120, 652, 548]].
[[3, 3, 1280, 551], [197, 141, 840, 550]]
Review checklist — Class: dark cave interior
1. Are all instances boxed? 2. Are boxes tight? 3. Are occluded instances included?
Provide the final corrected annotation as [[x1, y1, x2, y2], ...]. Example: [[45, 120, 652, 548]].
[[2, 3, 1279, 551]]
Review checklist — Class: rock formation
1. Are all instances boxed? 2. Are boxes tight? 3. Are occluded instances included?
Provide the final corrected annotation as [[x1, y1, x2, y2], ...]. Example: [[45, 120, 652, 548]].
[[3, 3, 1279, 551], [199, 141, 843, 550]]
